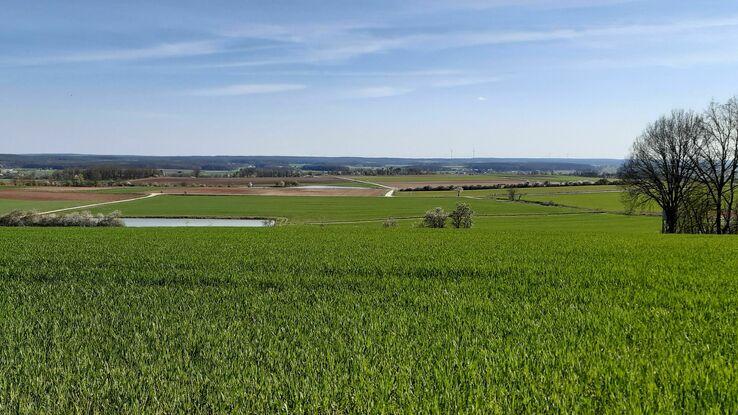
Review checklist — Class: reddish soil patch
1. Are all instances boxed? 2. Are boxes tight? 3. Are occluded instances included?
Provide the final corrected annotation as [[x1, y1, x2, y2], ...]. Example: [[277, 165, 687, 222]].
[[9, 186, 115, 192], [0, 189, 137, 202], [130, 176, 344, 186], [155, 187, 386, 197], [372, 179, 527, 189]]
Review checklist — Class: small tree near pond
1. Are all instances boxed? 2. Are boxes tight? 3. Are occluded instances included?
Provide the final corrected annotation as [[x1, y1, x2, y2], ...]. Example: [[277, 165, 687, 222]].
[[449, 202, 474, 228], [423, 207, 448, 228]]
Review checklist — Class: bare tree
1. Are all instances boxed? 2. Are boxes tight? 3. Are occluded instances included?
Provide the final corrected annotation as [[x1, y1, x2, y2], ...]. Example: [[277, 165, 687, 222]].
[[691, 98, 738, 234], [620, 110, 701, 233]]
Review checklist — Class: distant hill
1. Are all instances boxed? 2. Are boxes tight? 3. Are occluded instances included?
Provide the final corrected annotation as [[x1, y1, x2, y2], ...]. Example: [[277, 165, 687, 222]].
[[0, 154, 622, 173]]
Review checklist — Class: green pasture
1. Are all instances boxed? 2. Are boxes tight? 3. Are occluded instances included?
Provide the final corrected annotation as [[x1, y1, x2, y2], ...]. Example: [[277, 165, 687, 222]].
[[0, 223, 736, 412]]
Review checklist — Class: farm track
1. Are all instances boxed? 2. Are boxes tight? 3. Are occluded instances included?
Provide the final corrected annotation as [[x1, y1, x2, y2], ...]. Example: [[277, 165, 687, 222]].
[[334, 176, 396, 197], [39, 193, 161, 215]]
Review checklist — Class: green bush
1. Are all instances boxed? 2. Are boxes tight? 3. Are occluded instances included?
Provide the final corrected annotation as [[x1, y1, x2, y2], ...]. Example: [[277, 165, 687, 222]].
[[449, 202, 474, 228], [0, 210, 124, 227], [422, 207, 448, 228]]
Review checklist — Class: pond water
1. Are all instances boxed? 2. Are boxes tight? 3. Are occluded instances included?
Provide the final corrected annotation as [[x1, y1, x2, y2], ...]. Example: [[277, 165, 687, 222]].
[[122, 218, 274, 227]]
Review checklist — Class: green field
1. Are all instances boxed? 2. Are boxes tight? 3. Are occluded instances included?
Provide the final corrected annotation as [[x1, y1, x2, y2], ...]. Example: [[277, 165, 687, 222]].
[[0, 199, 94, 215], [398, 184, 618, 197], [87, 194, 579, 223], [398, 185, 661, 214], [1, 220, 736, 412], [3, 188, 736, 412]]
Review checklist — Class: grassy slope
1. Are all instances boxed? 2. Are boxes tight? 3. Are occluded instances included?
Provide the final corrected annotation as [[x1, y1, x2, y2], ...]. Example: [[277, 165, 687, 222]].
[[0, 223, 736, 412], [87, 194, 579, 223]]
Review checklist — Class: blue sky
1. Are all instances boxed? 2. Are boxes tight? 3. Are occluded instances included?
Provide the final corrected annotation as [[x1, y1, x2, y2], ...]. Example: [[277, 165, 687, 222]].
[[2, 0, 738, 158]]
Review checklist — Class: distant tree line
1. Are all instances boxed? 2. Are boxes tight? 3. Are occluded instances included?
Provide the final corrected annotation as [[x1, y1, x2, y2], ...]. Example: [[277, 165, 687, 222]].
[[52, 166, 160, 183], [620, 97, 738, 234], [400, 178, 616, 193], [233, 167, 302, 178], [352, 167, 429, 176]]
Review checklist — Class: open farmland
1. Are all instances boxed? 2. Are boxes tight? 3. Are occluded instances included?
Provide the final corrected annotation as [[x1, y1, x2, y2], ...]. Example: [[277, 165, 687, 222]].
[[1, 221, 736, 412], [0, 188, 141, 214], [85, 194, 579, 223], [0, 199, 99, 215], [399, 185, 660, 214], [129, 176, 363, 187], [354, 174, 595, 189]]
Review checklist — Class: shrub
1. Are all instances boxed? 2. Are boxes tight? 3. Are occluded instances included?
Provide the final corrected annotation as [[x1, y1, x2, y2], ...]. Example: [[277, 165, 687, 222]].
[[0, 210, 124, 227], [449, 203, 474, 228], [422, 207, 448, 228]]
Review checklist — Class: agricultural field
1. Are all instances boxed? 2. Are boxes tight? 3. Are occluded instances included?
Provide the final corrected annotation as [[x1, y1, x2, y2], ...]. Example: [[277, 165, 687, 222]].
[[0, 199, 94, 215], [399, 185, 660, 214], [354, 174, 596, 189], [1, 219, 736, 412], [86, 194, 580, 224], [1, 177, 733, 413], [398, 184, 618, 198]]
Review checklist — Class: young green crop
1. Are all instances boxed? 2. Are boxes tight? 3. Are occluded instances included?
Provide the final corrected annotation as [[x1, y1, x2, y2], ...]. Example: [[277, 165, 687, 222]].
[[86, 194, 580, 223], [0, 221, 736, 413]]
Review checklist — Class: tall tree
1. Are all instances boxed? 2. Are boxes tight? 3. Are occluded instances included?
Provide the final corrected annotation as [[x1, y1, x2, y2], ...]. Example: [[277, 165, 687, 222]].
[[620, 110, 702, 233], [691, 98, 738, 234]]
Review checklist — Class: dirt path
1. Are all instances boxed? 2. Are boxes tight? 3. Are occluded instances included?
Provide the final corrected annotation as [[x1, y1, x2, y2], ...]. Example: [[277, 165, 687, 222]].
[[39, 193, 161, 215], [334, 177, 396, 197]]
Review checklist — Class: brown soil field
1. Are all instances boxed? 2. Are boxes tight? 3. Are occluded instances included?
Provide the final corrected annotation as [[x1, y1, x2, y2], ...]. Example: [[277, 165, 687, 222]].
[[0, 189, 136, 202], [369, 179, 524, 189], [155, 187, 386, 197], [130, 176, 345, 186]]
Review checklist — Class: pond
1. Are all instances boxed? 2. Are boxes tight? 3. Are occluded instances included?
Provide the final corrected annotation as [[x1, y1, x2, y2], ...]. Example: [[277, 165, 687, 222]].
[[122, 218, 274, 227]]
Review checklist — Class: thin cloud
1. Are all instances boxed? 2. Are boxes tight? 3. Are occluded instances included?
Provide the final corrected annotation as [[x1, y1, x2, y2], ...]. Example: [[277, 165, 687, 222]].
[[8, 13, 738, 69], [188, 83, 306, 96], [209, 15, 738, 66], [4, 41, 224, 66]]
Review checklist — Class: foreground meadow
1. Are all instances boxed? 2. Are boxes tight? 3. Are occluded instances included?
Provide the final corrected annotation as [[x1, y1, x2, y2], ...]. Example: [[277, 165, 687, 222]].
[[1, 217, 736, 413]]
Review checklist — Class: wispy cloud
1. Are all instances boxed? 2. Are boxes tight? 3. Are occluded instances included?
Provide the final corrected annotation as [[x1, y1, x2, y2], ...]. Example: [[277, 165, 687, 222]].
[[188, 83, 306, 96], [10, 14, 738, 69], [350, 86, 413, 98], [209, 15, 738, 67], [4, 41, 225, 66]]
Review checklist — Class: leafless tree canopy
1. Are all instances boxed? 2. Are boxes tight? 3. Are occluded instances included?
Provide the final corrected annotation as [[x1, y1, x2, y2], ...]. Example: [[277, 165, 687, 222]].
[[621, 98, 738, 234], [620, 110, 701, 233], [691, 98, 738, 233]]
